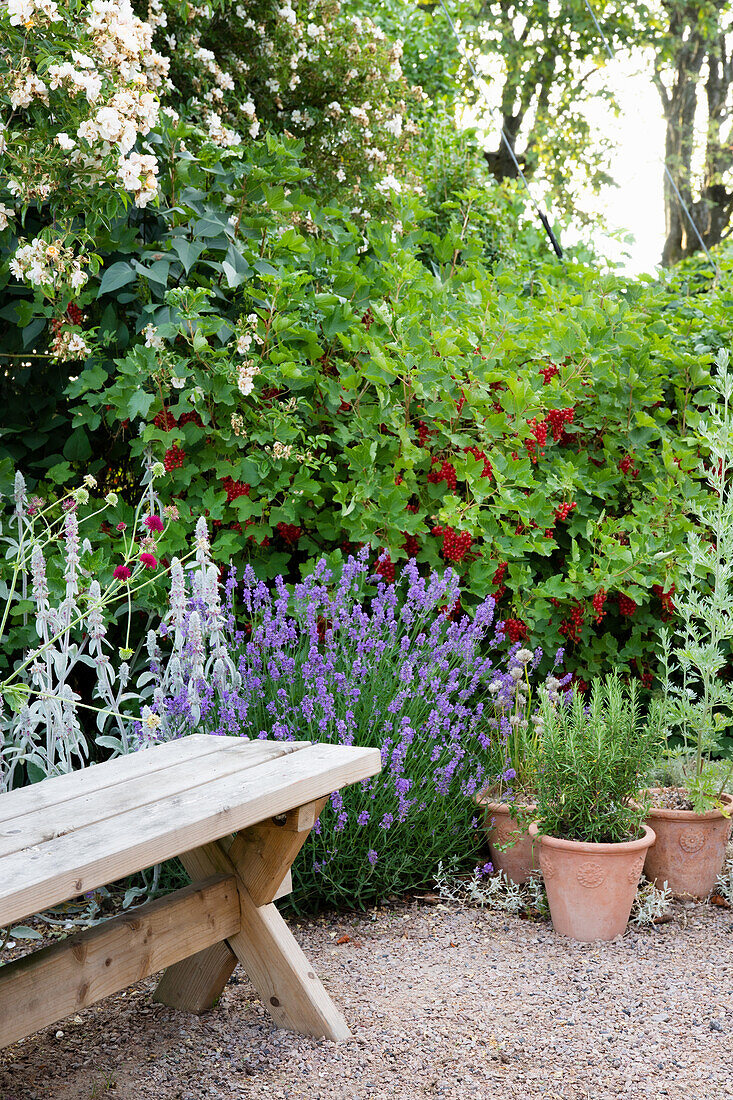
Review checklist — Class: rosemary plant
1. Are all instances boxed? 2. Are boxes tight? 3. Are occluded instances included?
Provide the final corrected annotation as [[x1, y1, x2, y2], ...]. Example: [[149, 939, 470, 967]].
[[535, 674, 663, 844]]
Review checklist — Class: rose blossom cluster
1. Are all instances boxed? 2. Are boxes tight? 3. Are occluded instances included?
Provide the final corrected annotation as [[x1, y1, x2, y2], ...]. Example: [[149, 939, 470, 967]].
[[9, 238, 88, 292], [1, 0, 167, 228], [150, 0, 420, 197]]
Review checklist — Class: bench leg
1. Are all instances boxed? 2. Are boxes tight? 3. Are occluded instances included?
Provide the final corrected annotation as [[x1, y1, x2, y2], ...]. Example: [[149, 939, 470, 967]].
[[154, 798, 349, 1040], [152, 871, 292, 1014], [153, 940, 237, 1014]]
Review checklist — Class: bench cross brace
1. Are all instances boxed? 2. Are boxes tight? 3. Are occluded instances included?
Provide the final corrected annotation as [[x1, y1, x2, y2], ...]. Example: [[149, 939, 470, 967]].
[[152, 796, 348, 1040]]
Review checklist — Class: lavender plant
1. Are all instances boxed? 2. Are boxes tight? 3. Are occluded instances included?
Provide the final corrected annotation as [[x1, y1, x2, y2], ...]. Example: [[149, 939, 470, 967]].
[[141, 548, 564, 910], [656, 347, 733, 811]]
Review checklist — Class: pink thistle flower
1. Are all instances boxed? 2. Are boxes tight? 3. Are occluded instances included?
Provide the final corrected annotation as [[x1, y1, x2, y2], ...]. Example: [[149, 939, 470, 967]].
[[139, 553, 158, 570], [113, 565, 132, 581], [144, 515, 165, 533], [116, 522, 127, 531]]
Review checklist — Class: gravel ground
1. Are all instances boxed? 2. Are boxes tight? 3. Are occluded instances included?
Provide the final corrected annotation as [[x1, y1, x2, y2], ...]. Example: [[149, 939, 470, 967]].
[[2, 899, 732, 1100]]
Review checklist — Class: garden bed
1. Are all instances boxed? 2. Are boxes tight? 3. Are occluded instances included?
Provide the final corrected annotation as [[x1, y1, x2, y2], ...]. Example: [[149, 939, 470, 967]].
[[2, 899, 732, 1100]]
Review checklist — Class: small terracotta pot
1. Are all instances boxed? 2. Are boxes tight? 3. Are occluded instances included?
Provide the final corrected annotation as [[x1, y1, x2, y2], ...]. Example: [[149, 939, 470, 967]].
[[477, 795, 539, 884], [644, 791, 733, 900], [529, 823, 656, 942]]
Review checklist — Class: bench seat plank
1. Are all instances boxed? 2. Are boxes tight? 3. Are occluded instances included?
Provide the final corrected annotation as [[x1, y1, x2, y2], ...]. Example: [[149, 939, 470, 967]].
[[0, 742, 380, 928], [0, 739, 301, 859], [0, 734, 236, 826]]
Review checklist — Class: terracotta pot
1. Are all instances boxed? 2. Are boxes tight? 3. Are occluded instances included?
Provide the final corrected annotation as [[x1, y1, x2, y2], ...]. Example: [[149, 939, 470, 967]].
[[529, 823, 656, 942], [476, 794, 539, 885], [644, 790, 733, 900]]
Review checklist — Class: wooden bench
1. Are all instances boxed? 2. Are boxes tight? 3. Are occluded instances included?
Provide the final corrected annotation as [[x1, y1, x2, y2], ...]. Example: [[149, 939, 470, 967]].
[[0, 734, 380, 1049]]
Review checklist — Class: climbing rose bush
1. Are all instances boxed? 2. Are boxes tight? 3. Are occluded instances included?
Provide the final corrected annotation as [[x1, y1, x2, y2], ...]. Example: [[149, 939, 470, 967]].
[[152, 0, 422, 200], [0, 0, 169, 292]]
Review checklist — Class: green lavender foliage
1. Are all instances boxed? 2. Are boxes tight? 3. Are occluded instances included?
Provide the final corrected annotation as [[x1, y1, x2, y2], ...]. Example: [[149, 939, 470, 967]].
[[657, 348, 733, 810], [535, 674, 663, 844]]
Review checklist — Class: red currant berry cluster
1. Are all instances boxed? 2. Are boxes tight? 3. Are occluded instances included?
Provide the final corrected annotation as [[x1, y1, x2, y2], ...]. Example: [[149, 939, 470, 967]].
[[431, 525, 473, 563], [500, 618, 528, 643], [545, 407, 575, 442], [338, 399, 352, 413], [652, 583, 676, 620], [559, 602, 585, 643], [540, 363, 559, 385], [375, 551, 395, 583], [619, 454, 639, 478], [528, 417, 548, 448], [641, 670, 654, 689], [463, 446, 493, 479], [154, 409, 177, 431], [555, 501, 577, 522], [456, 396, 466, 416], [163, 443, 186, 471], [276, 522, 303, 546], [592, 588, 607, 623], [617, 594, 637, 617], [361, 308, 375, 331], [178, 411, 204, 427], [66, 303, 84, 326], [492, 561, 507, 586], [402, 534, 420, 557], [417, 421, 434, 447], [428, 458, 457, 492], [222, 476, 250, 503]]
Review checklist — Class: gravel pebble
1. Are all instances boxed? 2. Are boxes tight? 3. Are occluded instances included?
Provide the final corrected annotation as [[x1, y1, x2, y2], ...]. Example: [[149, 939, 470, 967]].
[[1, 901, 732, 1100]]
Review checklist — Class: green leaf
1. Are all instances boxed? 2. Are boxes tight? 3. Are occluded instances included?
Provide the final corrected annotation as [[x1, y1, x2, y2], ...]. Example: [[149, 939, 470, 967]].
[[171, 238, 207, 273], [97, 261, 137, 297], [63, 427, 92, 462], [9, 925, 42, 940], [128, 389, 154, 420]]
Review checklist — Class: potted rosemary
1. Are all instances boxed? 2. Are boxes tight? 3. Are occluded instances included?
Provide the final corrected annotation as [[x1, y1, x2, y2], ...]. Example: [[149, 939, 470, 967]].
[[529, 674, 661, 942], [477, 647, 568, 884], [644, 350, 733, 899]]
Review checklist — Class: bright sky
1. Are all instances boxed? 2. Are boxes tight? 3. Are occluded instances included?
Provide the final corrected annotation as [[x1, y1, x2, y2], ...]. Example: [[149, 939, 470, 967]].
[[468, 48, 670, 276], [581, 52, 668, 276]]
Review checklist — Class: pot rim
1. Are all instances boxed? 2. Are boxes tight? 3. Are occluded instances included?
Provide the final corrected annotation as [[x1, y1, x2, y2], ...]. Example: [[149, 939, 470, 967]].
[[644, 788, 733, 823], [528, 821, 656, 854], [475, 794, 537, 814]]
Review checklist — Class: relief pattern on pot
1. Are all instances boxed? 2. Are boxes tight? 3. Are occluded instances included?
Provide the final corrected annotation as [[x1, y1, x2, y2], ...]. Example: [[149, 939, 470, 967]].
[[541, 855, 556, 879], [576, 860, 605, 889], [678, 830, 706, 854], [627, 854, 645, 884], [492, 822, 522, 844]]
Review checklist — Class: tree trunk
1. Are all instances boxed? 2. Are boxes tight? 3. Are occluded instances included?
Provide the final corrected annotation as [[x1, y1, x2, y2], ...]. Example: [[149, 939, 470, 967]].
[[658, 4, 733, 266]]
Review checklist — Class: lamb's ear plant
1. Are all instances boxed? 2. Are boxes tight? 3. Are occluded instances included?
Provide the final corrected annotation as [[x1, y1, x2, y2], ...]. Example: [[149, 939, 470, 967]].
[[655, 347, 733, 813], [534, 673, 663, 845]]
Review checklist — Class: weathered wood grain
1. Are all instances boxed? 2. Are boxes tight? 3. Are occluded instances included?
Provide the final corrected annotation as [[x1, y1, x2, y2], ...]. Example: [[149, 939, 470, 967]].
[[0, 875, 241, 1049]]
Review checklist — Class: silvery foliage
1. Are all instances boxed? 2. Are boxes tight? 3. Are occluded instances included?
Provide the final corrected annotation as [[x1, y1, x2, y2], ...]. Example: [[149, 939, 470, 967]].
[[658, 348, 733, 796], [0, 463, 163, 791], [436, 862, 671, 927], [715, 858, 733, 905], [136, 517, 241, 744], [435, 862, 548, 915], [630, 878, 672, 927]]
